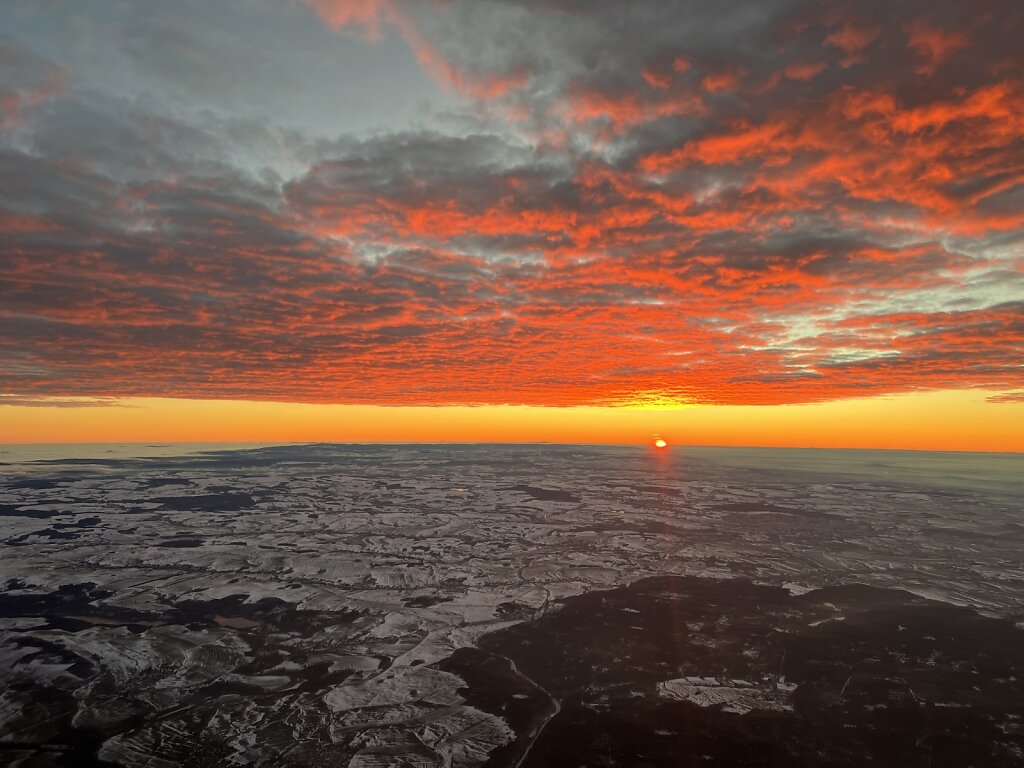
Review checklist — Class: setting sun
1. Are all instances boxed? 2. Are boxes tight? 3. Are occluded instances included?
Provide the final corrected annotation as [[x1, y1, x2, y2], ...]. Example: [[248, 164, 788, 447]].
[[654, 438, 668, 449]]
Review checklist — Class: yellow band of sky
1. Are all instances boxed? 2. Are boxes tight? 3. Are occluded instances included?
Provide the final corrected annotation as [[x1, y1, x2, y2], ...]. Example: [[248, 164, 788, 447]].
[[2, 389, 1022, 452]]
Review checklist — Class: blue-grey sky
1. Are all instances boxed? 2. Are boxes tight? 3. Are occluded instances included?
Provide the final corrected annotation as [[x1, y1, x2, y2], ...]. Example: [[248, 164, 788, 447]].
[[2, 1, 451, 138]]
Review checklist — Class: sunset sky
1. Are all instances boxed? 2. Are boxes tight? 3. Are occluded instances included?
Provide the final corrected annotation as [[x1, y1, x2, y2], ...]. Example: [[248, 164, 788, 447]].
[[1, 0, 1022, 448]]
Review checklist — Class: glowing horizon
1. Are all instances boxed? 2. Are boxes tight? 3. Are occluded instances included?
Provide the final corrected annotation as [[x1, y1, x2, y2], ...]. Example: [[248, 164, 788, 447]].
[[4, 390, 1023, 453]]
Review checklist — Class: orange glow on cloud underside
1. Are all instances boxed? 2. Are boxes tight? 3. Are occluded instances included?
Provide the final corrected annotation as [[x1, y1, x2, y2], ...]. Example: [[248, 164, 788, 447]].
[[1, 0, 1022, 447]]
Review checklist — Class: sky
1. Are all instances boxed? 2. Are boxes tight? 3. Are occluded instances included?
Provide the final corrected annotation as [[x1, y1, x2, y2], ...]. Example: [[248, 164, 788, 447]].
[[1, 0, 1022, 448]]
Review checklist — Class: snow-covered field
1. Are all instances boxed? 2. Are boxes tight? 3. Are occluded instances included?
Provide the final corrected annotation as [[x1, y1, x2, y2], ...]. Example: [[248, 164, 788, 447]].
[[1, 444, 1021, 766]]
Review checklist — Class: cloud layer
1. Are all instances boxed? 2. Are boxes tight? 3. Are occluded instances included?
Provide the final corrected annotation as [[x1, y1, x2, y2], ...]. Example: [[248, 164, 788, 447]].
[[1, 0, 1022, 406]]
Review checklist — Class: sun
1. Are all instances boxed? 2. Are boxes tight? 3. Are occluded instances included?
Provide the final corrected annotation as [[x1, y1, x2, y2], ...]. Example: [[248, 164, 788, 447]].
[[653, 438, 668, 449]]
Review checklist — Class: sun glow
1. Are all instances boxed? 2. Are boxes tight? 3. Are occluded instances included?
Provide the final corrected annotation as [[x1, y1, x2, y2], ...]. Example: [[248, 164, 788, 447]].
[[2, 390, 1023, 452], [620, 393, 697, 410], [654, 438, 668, 449]]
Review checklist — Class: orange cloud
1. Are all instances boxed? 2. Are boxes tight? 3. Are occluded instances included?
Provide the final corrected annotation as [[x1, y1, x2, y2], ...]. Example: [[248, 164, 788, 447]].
[[301, 0, 392, 39], [304, 0, 528, 101], [642, 68, 672, 90], [702, 70, 743, 92], [784, 61, 826, 82], [907, 21, 969, 74], [824, 23, 880, 66]]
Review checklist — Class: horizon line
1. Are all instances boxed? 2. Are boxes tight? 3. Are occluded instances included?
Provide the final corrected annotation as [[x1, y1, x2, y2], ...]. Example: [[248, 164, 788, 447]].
[[2, 440, 1022, 456]]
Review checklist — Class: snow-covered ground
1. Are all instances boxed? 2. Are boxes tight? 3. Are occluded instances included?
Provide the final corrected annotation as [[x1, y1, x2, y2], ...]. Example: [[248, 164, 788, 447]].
[[1, 444, 1021, 766]]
